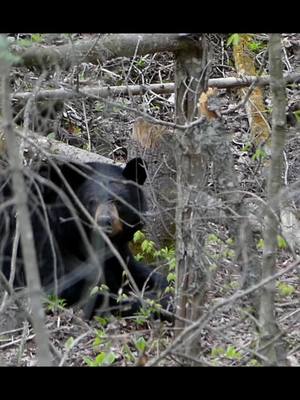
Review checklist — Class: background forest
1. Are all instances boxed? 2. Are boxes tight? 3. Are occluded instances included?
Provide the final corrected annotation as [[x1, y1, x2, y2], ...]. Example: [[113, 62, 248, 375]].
[[0, 33, 299, 366]]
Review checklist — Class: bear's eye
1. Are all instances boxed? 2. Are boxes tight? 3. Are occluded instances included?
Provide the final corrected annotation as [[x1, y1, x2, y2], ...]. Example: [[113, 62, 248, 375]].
[[86, 198, 97, 211]]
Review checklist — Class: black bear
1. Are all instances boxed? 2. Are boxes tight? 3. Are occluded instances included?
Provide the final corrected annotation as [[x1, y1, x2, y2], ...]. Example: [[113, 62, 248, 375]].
[[0, 158, 172, 321]]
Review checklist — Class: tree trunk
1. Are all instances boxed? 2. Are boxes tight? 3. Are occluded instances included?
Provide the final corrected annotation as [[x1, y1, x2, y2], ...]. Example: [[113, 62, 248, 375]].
[[259, 34, 288, 365], [0, 40, 52, 366], [174, 36, 209, 335], [128, 117, 177, 247]]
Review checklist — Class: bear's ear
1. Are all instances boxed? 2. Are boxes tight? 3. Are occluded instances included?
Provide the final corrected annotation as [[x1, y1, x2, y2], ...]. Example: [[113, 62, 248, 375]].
[[122, 158, 147, 185]]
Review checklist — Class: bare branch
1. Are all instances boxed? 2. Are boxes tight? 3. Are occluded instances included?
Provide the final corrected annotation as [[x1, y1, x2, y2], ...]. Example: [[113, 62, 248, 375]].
[[11, 73, 300, 103]]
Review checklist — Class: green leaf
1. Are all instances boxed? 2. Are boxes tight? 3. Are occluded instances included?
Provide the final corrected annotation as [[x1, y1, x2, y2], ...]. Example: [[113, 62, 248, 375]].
[[247, 359, 260, 366], [257, 238, 265, 250], [95, 101, 104, 112], [167, 272, 176, 283], [223, 249, 235, 259], [47, 132, 56, 139], [17, 39, 32, 47], [226, 345, 242, 360], [293, 110, 300, 123], [252, 148, 267, 161], [207, 233, 220, 243], [277, 235, 287, 249], [277, 282, 296, 297], [98, 284, 109, 293], [241, 143, 252, 152], [83, 357, 95, 366], [90, 286, 100, 296], [122, 344, 135, 363], [89, 351, 116, 366], [141, 239, 156, 254], [65, 336, 74, 349], [94, 316, 110, 327], [134, 253, 144, 261], [211, 347, 225, 357], [31, 34, 43, 43], [133, 230, 145, 243], [135, 336, 147, 353], [247, 40, 265, 53]]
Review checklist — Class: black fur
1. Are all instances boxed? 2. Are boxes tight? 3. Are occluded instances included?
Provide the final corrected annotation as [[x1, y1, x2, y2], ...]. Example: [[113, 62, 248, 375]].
[[0, 158, 172, 321]]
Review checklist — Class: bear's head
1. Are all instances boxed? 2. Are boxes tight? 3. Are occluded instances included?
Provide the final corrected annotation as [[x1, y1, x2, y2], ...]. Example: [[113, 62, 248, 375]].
[[75, 158, 148, 243]]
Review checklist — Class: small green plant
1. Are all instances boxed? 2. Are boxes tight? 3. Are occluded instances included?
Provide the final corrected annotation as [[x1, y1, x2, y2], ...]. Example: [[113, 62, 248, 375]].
[[16, 39, 33, 47], [83, 325, 118, 366], [241, 143, 252, 152], [133, 298, 163, 326], [226, 238, 235, 245], [211, 345, 242, 361], [247, 40, 265, 53], [65, 336, 75, 350], [116, 289, 129, 304], [47, 132, 56, 140], [223, 248, 235, 260], [84, 351, 117, 366], [122, 344, 136, 363], [225, 345, 242, 360], [133, 230, 145, 243], [247, 358, 260, 366], [252, 148, 267, 161], [134, 309, 150, 326], [31, 34, 43, 43], [293, 110, 300, 123], [94, 315, 111, 327], [90, 284, 109, 296], [211, 347, 225, 358], [211, 345, 242, 360], [207, 233, 222, 244], [277, 235, 287, 250], [95, 101, 105, 112], [141, 238, 156, 255], [132, 230, 176, 294], [276, 282, 296, 297], [257, 238, 265, 250], [257, 236, 287, 251], [228, 280, 239, 290], [17, 34, 43, 47], [206, 233, 235, 262], [135, 336, 148, 353], [46, 295, 67, 313], [135, 58, 146, 69]]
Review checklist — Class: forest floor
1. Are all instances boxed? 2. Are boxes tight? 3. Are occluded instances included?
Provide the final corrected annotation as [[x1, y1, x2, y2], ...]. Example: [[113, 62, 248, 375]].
[[0, 33, 300, 366]]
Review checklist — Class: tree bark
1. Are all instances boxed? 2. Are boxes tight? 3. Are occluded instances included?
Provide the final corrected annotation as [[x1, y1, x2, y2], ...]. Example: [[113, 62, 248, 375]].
[[0, 44, 52, 366], [128, 117, 176, 246], [174, 36, 209, 335], [12, 34, 188, 70], [259, 34, 288, 365]]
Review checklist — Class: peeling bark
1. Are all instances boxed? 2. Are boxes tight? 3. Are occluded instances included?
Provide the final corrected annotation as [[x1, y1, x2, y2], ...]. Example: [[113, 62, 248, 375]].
[[233, 34, 270, 146]]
